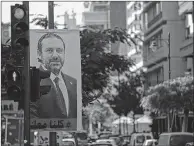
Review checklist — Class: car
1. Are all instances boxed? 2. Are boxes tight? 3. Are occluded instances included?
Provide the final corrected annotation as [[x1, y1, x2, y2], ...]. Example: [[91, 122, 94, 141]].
[[71, 131, 88, 146], [90, 142, 115, 146], [157, 132, 194, 146], [142, 139, 158, 146], [185, 142, 194, 146], [96, 139, 117, 146], [108, 134, 121, 145], [130, 132, 153, 146], [98, 131, 112, 139], [62, 138, 76, 146]]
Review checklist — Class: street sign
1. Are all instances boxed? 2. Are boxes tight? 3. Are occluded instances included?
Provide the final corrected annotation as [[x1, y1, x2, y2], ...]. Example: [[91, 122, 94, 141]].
[[30, 29, 82, 131], [30, 118, 76, 130]]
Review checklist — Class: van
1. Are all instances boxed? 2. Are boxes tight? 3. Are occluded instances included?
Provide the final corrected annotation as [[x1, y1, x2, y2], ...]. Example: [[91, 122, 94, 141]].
[[130, 132, 153, 146], [157, 132, 193, 146]]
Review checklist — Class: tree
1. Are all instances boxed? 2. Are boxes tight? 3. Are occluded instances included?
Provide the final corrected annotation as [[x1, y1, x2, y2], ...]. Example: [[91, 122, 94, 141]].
[[141, 75, 194, 132], [106, 72, 144, 117], [80, 28, 135, 106], [83, 98, 117, 132], [30, 14, 58, 29]]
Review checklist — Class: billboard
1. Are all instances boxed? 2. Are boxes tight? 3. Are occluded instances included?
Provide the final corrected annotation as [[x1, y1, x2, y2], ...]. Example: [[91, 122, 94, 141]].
[[30, 29, 82, 131]]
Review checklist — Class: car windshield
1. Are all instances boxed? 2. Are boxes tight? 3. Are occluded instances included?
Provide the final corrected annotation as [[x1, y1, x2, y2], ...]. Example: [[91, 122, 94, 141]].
[[170, 135, 194, 146], [63, 141, 74, 146], [136, 135, 145, 143], [147, 141, 153, 146], [77, 132, 87, 140], [158, 135, 169, 146], [94, 144, 112, 146]]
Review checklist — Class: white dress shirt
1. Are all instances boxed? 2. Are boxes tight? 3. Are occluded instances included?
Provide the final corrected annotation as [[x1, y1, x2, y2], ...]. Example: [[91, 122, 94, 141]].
[[50, 72, 69, 116]]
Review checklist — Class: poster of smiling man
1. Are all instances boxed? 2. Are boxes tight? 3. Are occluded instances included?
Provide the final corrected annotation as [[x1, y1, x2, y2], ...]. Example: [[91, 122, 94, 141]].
[[30, 29, 82, 131]]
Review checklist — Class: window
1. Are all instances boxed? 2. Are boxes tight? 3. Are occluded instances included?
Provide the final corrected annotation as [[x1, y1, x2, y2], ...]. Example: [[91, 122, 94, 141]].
[[135, 14, 141, 21], [135, 24, 141, 30], [185, 14, 193, 39], [156, 2, 162, 14], [147, 2, 161, 23]]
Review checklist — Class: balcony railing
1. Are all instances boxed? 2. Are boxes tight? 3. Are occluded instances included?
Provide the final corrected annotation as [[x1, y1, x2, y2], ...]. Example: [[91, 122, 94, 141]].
[[148, 12, 162, 28]]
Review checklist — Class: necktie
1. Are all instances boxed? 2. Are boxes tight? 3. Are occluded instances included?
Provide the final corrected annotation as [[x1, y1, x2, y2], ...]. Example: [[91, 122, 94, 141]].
[[54, 77, 67, 117]]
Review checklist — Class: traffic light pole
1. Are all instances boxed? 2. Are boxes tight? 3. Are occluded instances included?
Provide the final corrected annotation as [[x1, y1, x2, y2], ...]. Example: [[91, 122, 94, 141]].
[[23, 1, 31, 146], [48, 2, 58, 145]]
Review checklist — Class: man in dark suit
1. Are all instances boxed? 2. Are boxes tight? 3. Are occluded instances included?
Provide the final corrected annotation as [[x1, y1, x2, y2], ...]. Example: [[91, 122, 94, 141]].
[[34, 32, 77, 118]]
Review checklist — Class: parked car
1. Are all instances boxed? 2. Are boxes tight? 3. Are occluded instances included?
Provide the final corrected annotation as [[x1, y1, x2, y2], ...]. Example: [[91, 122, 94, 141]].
[[185, 142, 194, 146], [62, 138, 76, 146], [130, 132, 153, 146], [142, 139, 158, 146], [157, 132, 194, 146], [71, 131, 88, 146], [98, 132, 112, 139], [108, 134, 121, 145], [96, 139, 117, 146]]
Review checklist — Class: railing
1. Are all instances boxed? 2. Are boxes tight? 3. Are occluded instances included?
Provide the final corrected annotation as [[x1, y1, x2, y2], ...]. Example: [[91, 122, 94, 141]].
[[148, 12, 163, 28]]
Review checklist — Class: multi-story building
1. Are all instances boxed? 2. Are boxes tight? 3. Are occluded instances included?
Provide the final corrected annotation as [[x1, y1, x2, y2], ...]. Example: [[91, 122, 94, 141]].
[[126, 1, 144, 72], [142, 1, 185, 88], [178, 1, 193, 75], [82, 1, 127, 55], [142, 1, 194, 133], [82, 1, 110, 30]]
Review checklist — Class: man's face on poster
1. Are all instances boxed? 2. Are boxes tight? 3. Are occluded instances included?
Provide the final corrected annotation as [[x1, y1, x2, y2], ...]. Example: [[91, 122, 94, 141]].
[[40, 37, 65, 74]]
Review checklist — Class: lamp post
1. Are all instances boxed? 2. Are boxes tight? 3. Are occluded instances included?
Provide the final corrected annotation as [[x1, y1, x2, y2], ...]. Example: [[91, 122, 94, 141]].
[[167, 32, 171, 80]]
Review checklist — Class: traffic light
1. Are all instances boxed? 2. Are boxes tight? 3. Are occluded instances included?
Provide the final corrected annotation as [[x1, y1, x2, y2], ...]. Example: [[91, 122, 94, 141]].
[[11, 4, 29, 65], [30, 67, 51, 102], [5, 64, 23, 103]]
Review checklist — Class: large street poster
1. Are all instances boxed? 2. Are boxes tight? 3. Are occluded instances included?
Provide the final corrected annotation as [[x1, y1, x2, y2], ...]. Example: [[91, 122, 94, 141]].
[[30, 29, 82, 131]]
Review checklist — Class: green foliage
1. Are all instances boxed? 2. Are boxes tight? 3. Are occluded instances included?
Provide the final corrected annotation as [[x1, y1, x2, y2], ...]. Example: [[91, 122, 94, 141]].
[[84, 99, 116, 124], [80, 28, 135, 106], [106, 72, 144, 116], [141, 75, 194, 113]]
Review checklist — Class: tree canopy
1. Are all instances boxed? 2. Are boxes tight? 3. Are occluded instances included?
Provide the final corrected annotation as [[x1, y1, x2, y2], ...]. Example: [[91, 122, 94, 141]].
[[106, 71, 144, 116], [141, 75, 194, 113]]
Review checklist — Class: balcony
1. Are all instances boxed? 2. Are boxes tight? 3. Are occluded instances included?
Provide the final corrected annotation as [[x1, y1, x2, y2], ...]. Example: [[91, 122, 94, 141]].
[[144, 46, 166, 68], [148, 12, 163, 28]]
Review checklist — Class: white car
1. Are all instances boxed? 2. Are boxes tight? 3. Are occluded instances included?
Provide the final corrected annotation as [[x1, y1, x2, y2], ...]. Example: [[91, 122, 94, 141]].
[[96, 139, 117, 146], [143, 139, 158, 146], [62, 138, 76, 146]]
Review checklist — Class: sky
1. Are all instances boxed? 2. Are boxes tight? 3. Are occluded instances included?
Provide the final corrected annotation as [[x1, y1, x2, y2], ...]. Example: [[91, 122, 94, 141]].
[[1, 1, 85, 29]]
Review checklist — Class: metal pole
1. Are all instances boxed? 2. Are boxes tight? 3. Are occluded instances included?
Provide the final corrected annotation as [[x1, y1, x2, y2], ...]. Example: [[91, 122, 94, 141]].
[[48, 1, 54, 29], [48, 2, 57, 145], [19, 119, 22, 146], [168, 32, 171, 80], [23, 2, 31, 146], [5, 117, 8, 144], [118, 72, 121, 135], [167, 32, 171, 132], [192, 2, 194, 141]]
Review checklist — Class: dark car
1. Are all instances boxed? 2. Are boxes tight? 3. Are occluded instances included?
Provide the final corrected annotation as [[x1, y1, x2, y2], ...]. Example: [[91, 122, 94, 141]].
[[158, 132, 194, 146]]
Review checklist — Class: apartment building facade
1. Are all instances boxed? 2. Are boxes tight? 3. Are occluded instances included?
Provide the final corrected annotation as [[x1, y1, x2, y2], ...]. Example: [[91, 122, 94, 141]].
[[178, 1, 193, 75], [82, 1, 110, 30], [126, 1, 144, 71], [142, 1, 185, 88]]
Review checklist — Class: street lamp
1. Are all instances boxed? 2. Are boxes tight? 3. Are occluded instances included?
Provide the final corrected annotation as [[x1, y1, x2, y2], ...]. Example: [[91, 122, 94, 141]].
[[149, 32, 171, 80]]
